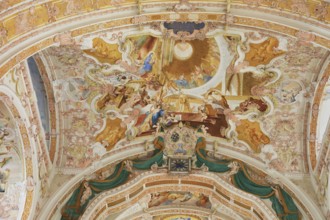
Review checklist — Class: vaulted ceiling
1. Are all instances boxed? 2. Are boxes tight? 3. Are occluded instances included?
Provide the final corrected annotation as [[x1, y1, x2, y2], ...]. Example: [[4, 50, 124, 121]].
[[0, 1, 330, 220]]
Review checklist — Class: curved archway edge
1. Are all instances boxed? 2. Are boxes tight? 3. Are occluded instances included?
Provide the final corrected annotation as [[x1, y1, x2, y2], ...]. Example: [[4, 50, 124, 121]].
[[39, 139, 324, 220], [82, 173, 278, 220], [0, 88, 40, 220]]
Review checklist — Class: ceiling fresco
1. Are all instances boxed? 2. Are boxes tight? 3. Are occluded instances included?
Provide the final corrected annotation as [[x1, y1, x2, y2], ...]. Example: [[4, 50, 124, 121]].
[[39, 26, 328, 175], [1, 1, 330, 220], [26, 19, 329, 218], [148, 191, 212, 209]]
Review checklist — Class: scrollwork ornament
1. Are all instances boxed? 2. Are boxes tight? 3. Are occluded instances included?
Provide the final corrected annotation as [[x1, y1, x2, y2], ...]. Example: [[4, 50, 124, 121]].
[[0, 26, 8, 47], [151, 162, 159, 172], [266, 176, 284, 188], [226, 161, 240, 177], [200, 163, 209, 172], [172, 0, 195, 12], [124, 160, 134, 173]]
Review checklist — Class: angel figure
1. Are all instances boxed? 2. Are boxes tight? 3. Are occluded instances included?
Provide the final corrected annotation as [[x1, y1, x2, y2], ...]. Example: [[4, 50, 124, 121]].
[[80, 182, 92, 205]]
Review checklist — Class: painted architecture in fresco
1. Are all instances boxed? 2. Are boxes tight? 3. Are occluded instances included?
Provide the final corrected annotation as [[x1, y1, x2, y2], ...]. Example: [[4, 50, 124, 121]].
[[0, 0, 330, 220]]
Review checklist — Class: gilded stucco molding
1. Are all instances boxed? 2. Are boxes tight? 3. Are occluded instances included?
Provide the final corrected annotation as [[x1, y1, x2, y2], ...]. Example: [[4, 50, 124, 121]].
[[20, 61, 52, 170], [0, 87, 40, 220], [0, 0, 329, 43], [38, 138, 323, 220], [33, 54, 58, 163], [0, 10, 329, 75], [0, 1, 330, 77], [81, 172, 277, 220], [309, 63, 330, 169]]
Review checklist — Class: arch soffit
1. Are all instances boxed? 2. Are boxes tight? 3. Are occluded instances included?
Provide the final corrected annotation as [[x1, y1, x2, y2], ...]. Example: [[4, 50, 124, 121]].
[[1, 0, 330, 22], [31, 54, 58, 163], [0, 0, 329, 46], [310, 59, 330, 169], [40, 138, 323, 220], [82, 173, 277, 220], [125, 207, 233, 220], [1, 2, 330, 76], [112, 201, 246, 220], [0, 87, 40, 220]]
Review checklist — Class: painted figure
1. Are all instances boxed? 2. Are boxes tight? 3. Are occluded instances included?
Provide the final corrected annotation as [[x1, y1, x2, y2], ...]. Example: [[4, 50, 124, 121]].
[[140, 53, 154, 75], [95, 118, 126, 151], [80, 182, 92, 205], [151, 107, 165, 126]]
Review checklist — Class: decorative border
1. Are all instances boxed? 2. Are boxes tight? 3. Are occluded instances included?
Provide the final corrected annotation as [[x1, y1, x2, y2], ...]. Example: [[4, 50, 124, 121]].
[[0, 0, 329, 47], [142, 208, 213, 219], [82, 171, 276, 220], [33, 54, 57, 162], [0, 5, 330, 77], [43, 140, 317, 220], [0, 10, 329, 72], [309, 64, 330, 169], [0, 90, 37, 220], [21, 60, 51, 169]]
